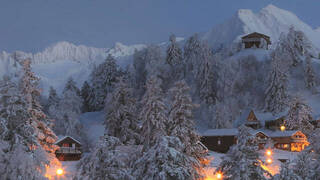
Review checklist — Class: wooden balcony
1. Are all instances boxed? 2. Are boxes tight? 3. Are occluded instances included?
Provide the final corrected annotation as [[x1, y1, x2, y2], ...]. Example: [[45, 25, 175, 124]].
[[56, 147, 82, 154], [291, 138, 307, 143]]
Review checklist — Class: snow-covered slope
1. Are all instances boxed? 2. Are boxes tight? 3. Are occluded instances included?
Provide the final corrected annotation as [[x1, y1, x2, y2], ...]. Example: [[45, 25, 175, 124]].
[[203, 5, 320, 49]]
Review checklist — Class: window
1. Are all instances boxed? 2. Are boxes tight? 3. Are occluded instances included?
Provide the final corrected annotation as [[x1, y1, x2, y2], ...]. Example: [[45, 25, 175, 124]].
[[218, 138, 221, 145], [62, 143, 69, 147]]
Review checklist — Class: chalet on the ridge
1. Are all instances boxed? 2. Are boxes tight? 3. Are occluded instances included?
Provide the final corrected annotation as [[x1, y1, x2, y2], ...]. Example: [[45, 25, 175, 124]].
[[55, 136, 82, 161], [241, 32, 271, 49]]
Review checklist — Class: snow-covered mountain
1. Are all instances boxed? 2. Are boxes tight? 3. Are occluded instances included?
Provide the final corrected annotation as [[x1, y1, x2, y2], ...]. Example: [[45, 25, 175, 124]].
[[203, 5, 320, 50], [0, 41, 146, 95], [1, 4, 319, 96]]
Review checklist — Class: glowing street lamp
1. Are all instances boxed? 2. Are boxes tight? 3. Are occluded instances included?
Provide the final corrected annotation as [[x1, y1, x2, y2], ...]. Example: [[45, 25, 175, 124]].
[[266, 158, 272, 164], [216, 172, 223, 179], [266, 149, 272, 156], [280, 125, 286, 131], [56, 168, 64, 176]]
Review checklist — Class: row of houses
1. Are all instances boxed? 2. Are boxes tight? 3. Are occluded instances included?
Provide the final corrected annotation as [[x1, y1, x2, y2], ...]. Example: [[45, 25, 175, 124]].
[[200, 110, 310, 153]]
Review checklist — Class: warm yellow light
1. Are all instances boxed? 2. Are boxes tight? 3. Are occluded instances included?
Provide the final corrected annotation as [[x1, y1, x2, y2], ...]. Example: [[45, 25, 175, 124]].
[[267, 158, 272, 164], [216, 173, 223, 179], [280, 125, 285, 131], [266, 150, 272, 156], [56, 168, 64, 175]]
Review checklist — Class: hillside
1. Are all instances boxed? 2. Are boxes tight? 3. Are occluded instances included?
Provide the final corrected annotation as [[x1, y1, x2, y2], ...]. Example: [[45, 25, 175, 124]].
[[203, 5, 320, 51]]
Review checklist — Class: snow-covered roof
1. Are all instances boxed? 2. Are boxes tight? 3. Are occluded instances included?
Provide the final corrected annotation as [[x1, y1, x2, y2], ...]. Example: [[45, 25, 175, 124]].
[[268, 130, 300, 138], [201, 128, 238, 136], [55, 136, 82, 145]]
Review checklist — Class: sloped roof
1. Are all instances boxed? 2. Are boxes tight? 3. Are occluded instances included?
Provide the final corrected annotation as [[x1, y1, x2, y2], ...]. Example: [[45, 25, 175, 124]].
[[246, 110, 259, 122], [241, 32, 271, 44], [55, 136, 82, 145], [201, 128, 238, 136], [268, 130, 301, 138]]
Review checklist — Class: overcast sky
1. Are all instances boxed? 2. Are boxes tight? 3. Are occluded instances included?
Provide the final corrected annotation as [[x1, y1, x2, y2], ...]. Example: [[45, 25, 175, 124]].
[[0, 0, 319, 52]]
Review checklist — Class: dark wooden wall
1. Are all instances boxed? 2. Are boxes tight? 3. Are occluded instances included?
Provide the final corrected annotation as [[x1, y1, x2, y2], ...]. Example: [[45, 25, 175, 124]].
[[201, 136, 236, 153]]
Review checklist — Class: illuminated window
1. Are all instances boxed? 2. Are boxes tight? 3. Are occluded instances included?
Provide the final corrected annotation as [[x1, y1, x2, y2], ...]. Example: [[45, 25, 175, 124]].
[[62, 143, 69, 147], [283, 144, 288, 148]]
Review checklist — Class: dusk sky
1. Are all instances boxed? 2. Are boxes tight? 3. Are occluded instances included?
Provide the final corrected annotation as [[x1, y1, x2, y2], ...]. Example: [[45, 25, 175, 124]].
[[0, 0, 319, 52]]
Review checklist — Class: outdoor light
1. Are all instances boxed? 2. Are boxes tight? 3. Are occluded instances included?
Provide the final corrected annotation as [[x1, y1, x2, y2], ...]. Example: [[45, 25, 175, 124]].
[[266, 150, 272, 156], [56, 168, 64, 176], [280, 125, 285, 131], [216, 172, 223, 179], [267, 158, 272, 164]]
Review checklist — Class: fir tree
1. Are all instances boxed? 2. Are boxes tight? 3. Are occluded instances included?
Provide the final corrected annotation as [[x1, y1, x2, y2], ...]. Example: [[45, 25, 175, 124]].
[[105, 78, 140, 145], [140, 77, 168, 149], [166, 34, 183, 67], [184, 33, 202, 74], [304, 56, 316, 92], [19, 59, 58, 154], [285, 96, 313, 135], [264, 51, 289, 114], [196, 42, 218, 104], [80, 81, 91, 112], [132, 136, 202, 180], [168, 81, 202, 157], [89, 54, 119, 110], [293, 151, 314, 180], [0, 77, 60, 179], [217, 125, 270, 180], [75, 135, 133, 180], [274, 161, 301, 180]]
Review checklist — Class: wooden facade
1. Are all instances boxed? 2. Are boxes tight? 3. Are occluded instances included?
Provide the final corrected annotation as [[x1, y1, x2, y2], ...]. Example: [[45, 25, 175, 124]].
[[55, 136, 82, 161], [201, 129, 238, 153], [241, 32, 271, 49], [245, 110, 261, 129], [270, 131, 309, 152]]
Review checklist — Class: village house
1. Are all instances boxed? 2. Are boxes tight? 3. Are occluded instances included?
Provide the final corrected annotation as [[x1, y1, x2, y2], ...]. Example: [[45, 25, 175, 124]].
[[241, 32, 271, 49], [55, 136, 82, 161], [201, 110, 309, 153]]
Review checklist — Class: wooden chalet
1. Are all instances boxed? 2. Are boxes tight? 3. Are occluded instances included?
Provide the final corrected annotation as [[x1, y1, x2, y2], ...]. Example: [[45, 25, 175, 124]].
[[201, 129, 238, 153], [250, 130, 269, 150], [265, 117, 285, 130], [55, 136, 82, 161], [269, 130, 309, 152], [241, 32, 271, 49]]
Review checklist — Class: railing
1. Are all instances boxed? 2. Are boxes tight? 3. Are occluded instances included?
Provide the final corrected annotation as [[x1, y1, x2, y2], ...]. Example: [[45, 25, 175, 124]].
[[56, 147, 82, 154], [291, 138, 307, 143], [242, 38, 262, 42]]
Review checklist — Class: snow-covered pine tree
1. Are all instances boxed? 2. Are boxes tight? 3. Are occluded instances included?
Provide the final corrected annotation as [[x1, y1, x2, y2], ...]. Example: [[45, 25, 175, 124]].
[[217, 125, 270, 180], [292, 150, 314, 180], [168, 81, 203, 158], [164, 34, 184, 88], [0, 77, 60, 179], [209, 102, 233, 129], [105, 78, 140, 145], [304, 55, 316, 92], [274, 161, 301, 180], [19, 59, 58, 154], [184, 33, 202, 75], [196, 42, 218, 104], [140, 77, 168, 149], [89, 54, 119, 110], [75, 135, 133, 180], [278, 26, 313, 67], [47, 86, 60, 110], [166, 34, 183, 67], [285, 96, 313, 135], [132, 136, 202, 180], [80, 81, 91, 112], [264, 51, 289, 114]]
